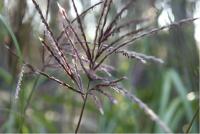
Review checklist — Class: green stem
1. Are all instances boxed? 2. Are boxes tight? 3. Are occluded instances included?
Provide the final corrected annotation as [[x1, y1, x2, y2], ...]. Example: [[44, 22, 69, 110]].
[[19, 75, 41, 132], [185, 106, 200, 134]]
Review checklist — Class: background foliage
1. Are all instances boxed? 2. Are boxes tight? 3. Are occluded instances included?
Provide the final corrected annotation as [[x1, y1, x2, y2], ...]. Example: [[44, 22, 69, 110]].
[[0, 0, 199, 133]]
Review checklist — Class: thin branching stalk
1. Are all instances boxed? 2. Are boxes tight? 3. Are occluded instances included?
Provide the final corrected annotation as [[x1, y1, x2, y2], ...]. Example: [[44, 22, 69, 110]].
[[91, 77, 125, 89], [101, 0, 134, 38], [39, 37, 74, 79], [100, 18, 148, 42], [95, 27, 147, 61], [186, 106, 200, 134], [57, 1, 103, 42], [121, 89, 172, 133], [92, 0, 109, 61], [93, 0, 108, 45], [107, 17, 199, 54], [94, 17, 199, 70], [42, 0, 50, 64], [62, 24, 91, 79], [102, 45, 164, 64], [57, 3, 90, 61], [32, 0, 72, 77], [94, 0, 134, 61], [98, 0, 113, 44], [4, 45, 82, 95], [71, 0, 92, 62], [40, 38, 83, 94], [34, 69, 83, 95], [96, 89, 118, 104], [103, 27, 147, 51]]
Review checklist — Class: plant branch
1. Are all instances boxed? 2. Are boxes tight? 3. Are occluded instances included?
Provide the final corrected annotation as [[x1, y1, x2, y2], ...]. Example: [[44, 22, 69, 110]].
[[100, 18, 148, 42], [62, 24, 91, 80], [92, 0, 109, 61], [95, 27, 147, 61], [42, 0, 50, 64], [94, 17, 199, 70], [71, 0, 92, 62], [4, 45, 82, 95], [57, 3, 91, 61], [186, 106, 200, 133], [98, 0, 113, 45], [39, 37, 74, 79], [32, 0, 73, 78], [57, 1, 103, 42]]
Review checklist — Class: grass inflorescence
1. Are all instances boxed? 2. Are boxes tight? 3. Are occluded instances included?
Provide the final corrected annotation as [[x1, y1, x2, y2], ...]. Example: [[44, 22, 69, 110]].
[[7, 0, 199, 133]]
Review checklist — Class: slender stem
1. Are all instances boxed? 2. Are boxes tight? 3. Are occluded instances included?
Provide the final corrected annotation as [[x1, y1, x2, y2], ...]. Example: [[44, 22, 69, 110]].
[[57, 1, 102, 42], [186, 106, 200, 134], [75, 80, 91, 133], [19, 74, 41, 132], [42, 0, 50, 64], [75, 93, 88, 133]]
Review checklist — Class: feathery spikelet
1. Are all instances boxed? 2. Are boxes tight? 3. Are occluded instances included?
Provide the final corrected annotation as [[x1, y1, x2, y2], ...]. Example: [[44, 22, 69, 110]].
[[15, 64, 25, 100]]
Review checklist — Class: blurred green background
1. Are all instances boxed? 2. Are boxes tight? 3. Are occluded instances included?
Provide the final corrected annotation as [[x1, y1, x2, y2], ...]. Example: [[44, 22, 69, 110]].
[[0, 0, 199, 133]]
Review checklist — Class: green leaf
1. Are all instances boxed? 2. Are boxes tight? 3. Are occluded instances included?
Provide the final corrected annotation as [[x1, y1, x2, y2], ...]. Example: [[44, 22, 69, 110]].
[[0, 15, 23, 63]]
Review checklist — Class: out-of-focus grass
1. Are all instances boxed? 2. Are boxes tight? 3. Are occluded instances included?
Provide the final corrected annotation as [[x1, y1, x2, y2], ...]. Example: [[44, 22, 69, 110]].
[[0, 14, 23, 133], [0, 67, 12, 84], [0, 15, 22, 62], [156, 69, 197, 133], [97, 69, 198, 133]]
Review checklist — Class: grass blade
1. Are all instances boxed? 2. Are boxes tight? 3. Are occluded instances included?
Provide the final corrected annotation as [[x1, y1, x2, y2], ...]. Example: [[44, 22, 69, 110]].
[[0, 15, 22, 63]]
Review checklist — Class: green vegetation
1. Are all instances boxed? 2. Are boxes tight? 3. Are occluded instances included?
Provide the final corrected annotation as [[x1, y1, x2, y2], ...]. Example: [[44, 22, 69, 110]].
[[0, 0, 199, 133]]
